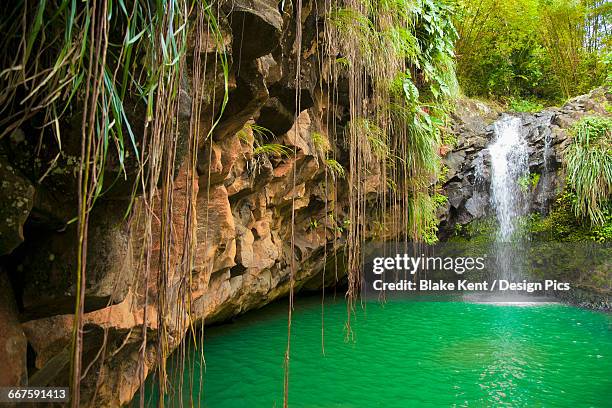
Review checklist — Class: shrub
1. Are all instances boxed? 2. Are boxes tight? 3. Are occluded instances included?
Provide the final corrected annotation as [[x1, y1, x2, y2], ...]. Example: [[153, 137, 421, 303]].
[[565, 116, 612, 225], [509, 98, 544, 113]]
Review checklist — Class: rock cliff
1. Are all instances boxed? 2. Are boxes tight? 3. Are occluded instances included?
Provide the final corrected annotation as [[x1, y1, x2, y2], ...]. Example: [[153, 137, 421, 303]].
[[0, 1, 353, 405], [439, 88, 611, 238]]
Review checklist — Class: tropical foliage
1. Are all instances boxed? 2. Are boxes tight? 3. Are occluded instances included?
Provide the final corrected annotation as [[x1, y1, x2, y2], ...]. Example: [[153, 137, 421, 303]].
[[455, 0, 611, 103], [565, 116, 612, 225], [325, 0, 460, 313], [527, 192, 612, 242]]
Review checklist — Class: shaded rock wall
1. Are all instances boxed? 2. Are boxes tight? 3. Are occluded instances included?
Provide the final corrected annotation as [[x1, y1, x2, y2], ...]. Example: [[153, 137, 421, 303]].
[[0, 272, 27, 387], [0, 1, 356, 406]]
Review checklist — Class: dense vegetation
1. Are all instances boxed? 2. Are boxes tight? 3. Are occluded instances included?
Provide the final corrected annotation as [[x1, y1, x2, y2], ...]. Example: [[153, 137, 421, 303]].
[[324, 0, 460, 312], [455, 0, 611, 104], [528, 116, 612, 243], [528, 192, 612, 242], [565, 116, 612, 226]]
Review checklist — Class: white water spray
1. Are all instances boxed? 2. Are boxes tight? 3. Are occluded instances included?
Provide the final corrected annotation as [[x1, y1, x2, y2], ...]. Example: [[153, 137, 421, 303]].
[[489, 116, 529, 242], [487, 115, 529, 282]]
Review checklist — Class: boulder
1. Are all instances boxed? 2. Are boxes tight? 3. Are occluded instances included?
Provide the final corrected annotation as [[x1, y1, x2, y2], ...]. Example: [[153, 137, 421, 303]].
[[227, 0, 283, 61]]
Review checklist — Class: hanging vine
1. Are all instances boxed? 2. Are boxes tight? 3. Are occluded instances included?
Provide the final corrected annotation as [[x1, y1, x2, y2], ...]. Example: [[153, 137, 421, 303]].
[[323, 0, 458, 328], [0, 0, 458, 405]]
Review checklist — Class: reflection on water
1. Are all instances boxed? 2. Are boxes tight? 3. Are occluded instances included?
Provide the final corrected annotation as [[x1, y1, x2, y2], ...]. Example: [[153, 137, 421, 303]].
[[136, 296, 612, 408], [463, 293, 560, 306]]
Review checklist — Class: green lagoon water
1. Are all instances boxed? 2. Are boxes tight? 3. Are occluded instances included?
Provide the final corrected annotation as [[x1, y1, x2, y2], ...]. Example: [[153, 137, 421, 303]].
[[140, 296, 612, 407]]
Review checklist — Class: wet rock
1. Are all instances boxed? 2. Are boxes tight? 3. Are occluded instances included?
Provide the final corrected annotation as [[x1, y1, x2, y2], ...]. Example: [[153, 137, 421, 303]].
[[444, 150, 466, 182], [196, 184, 237, 276], [211, 59, 270, 141], [439, 87, 611, 237], [258, 54, 283, 86], [18, 202, 132, 320], [257, 83, 315, 136], [198, 133, 242, 187], [465, 191, 488, 219], [257, 96, 296, 136], [0, 153, 35, 255]]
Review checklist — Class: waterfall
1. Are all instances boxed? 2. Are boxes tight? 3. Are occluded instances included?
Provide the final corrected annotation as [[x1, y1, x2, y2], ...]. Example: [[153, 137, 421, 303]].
[[542, 128, 551, 173], [489, 115, 529, 241], [474, 150, 486, 187], [488, 115, 529, 281]]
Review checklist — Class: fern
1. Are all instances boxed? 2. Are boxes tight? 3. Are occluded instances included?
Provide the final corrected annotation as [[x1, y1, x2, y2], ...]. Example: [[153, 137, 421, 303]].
[[325, 158, 346, 180], [312, 131, 331, 158], [253, 143, 293, 158]]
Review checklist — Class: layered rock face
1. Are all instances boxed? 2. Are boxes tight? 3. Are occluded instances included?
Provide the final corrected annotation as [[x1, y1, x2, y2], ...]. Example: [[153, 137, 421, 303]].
[[0, 1, 352, 405], [438, 88, 612, 238]]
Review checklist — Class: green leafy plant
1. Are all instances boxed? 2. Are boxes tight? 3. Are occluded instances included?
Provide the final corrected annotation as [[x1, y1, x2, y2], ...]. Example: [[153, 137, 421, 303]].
[[450, 216, 498, 244], [248, 123, 293, 177], [509, 98, 544, 113], [253, 144, 293, 158], [250, 123, 276, 140], [518, 172, 540, 192], [565, 116, 612, 225], [308, 218, 320, 231], [455, 0, 610, 101], [325, 158, 346, 180], [312, 131, 331, 158], [433, 193, 449, 207], [527, 192, 612, 242], [249, 142, 292, 177], [441, 133, 458, 149], [247, 122, 293, 175]]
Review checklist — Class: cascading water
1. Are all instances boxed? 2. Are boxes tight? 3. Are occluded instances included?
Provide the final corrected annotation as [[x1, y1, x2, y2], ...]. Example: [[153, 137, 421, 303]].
[[474, 150, 486, 186], [489, 115, 529, 241], [488, 115, 529, 280]]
